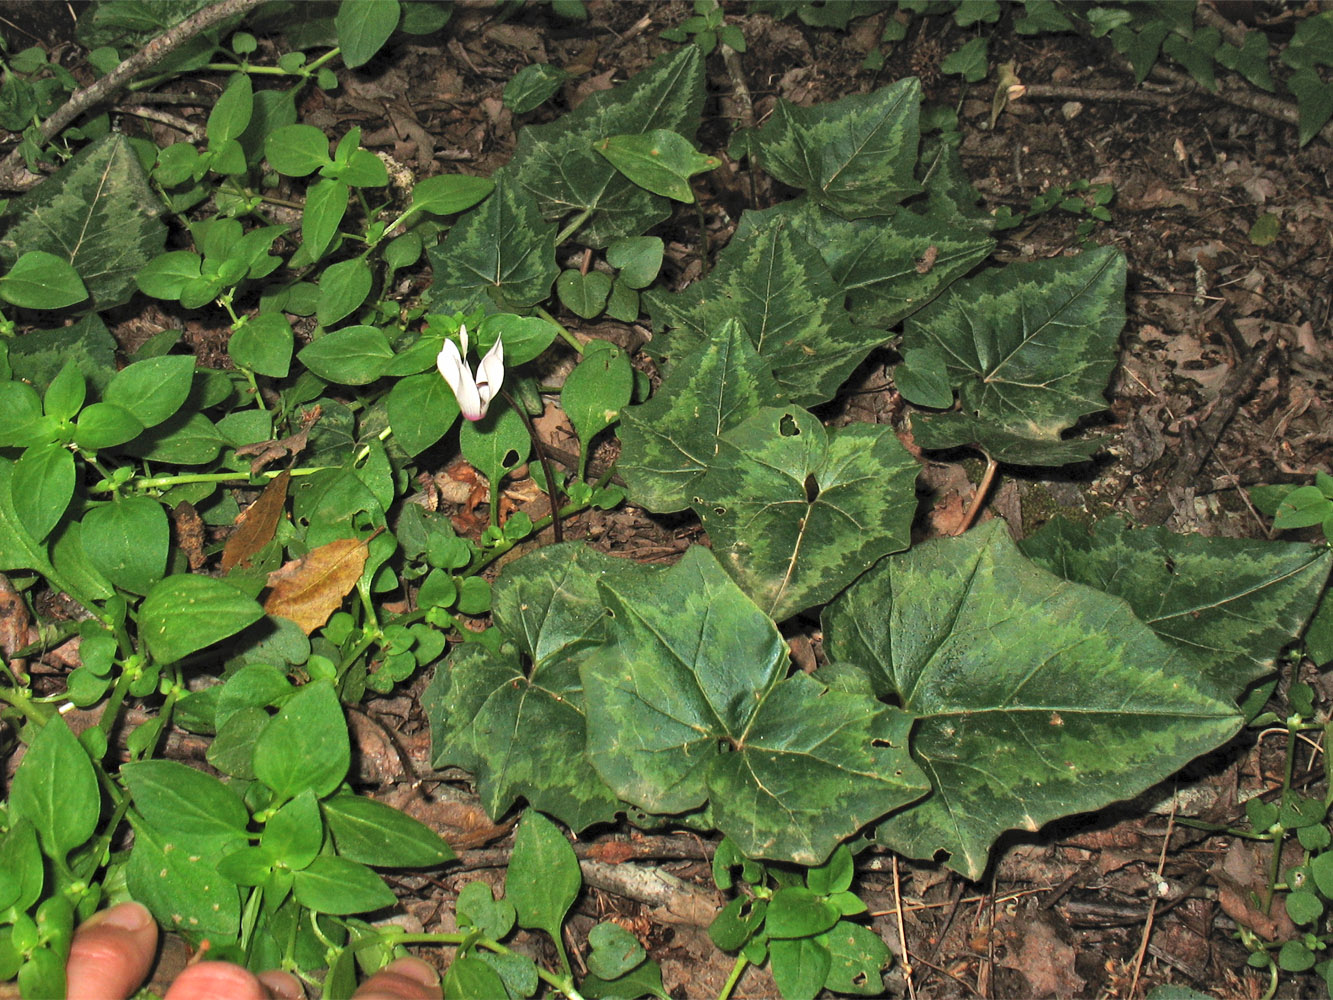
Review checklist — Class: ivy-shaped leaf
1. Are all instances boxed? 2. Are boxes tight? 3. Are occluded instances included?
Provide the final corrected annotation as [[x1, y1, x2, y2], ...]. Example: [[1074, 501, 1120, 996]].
[[693, 406, 919, 621], [506, 45, 704, 247], [424, 543, 626, 831], [427, 175, 559, 310], [0, 134, 167, 309], [777, 198, 995, 328], [619, 319, 783, 514], [742, 77, 923, 218], [903, 246, 1127, 466], [822, 521, 1242, 879], [1020, 516, 1333, 702], [645, 212, 886, 408], [582, 546, 928, 865]]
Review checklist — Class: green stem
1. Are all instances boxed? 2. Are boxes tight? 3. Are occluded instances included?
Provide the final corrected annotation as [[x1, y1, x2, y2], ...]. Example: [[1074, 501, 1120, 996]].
[[107, 466, 332, 494], [717, 953, 749, 1000], [465, 495, 594, 577], [555, 207, 594, 246], [0, 685, 52, 727], [535, 308, 584, 354], [502, 390, 563, 544]]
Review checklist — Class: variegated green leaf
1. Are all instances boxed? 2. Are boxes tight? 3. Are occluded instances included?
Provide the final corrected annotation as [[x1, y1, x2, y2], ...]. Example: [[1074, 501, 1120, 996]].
[[618, 319, 783, 513], [424, 544, 625, 831], [743, 77, 923, 218], [822, 521, 1242, 879], [427, 175, 559, 310], [645, 212, 886, 408], [0, 134, 166, 309], [904, 246, 1126, 465], [506, 46, 704, 247], [582, 546, 928, 866], [1020, 516, 1333, 702], [692, 406, 919, 621]]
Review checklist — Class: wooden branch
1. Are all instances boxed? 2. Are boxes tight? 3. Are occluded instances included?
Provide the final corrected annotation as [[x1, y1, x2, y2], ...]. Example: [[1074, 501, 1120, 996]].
[[0, 0, 267, 191]]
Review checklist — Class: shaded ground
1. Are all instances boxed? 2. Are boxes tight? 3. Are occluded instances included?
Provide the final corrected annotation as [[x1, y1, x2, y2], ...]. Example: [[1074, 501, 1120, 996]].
[[5, 1, 1333, 997]]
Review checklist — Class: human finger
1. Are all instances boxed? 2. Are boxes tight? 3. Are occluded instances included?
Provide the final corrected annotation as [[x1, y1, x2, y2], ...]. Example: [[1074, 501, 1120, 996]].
[[66, 901, 158, 1000], [352, 957, 442, 1000], [162, 961, 286, 1000]]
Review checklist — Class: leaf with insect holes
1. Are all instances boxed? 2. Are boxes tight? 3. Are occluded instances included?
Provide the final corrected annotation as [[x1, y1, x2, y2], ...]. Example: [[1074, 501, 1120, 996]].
[[263, 536, 370, 634]]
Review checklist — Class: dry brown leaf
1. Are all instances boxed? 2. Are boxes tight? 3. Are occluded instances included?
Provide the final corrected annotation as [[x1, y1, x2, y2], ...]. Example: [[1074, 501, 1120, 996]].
[[263, 535, 368, 634], [222, 471, 291, 573], [171, 501, 208, 571]]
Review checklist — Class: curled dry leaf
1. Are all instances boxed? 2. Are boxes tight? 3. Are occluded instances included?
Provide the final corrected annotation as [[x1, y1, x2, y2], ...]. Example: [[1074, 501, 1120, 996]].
[[263, 535, 369, 635]]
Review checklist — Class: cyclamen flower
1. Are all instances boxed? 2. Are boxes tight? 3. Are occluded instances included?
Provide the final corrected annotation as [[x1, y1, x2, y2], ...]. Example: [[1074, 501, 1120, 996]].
[[437, 325, 503, 421]]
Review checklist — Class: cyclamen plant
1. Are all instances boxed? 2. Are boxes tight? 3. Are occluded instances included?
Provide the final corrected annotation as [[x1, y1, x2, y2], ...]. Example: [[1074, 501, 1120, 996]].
[[0, 2, 1329, 999]]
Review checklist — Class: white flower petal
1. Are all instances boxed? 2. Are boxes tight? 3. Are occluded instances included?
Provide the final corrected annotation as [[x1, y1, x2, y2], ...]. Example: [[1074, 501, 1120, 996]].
[[437, 338, 483, 420]]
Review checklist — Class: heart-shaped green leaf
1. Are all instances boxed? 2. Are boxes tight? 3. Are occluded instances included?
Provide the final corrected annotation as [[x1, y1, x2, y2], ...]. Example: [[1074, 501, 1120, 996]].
[[822, 521, 1242, 879], [903, 246, 1126, 465], [645, 212, 887, 408], [582, 546, 928, 865], [619, 319, 783, 514], [427, 175, 559, 309], [507, 45, 704, 246]]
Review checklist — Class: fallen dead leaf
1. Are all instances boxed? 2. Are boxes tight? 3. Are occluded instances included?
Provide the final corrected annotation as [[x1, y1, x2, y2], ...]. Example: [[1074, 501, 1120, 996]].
[[263, 534, 368, 634], [223, 471, 291, 573]]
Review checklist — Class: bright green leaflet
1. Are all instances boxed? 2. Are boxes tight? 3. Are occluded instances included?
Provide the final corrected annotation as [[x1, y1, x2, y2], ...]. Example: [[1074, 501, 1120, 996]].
[[822, 521, 1242, 879]]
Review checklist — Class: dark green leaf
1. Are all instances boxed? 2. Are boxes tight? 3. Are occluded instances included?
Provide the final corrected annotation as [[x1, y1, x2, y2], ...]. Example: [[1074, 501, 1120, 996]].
[[766, 887, 839, 939], [506, 46, 705, 246], [0, 134, 166, 309], [456, 880, 516, 940], [207, 73, 252, 145], [263, 789, 322, 871], [229, 312, 293, 378], [587, 921, 646, 980], [426, 174, 559, 309], [606, 236, 663, 289], [139, 573, 264, 663], [561, 340, 633, 450], [645, 211, 887, 408], [1020, 517, 1333, 702], [264, 123, 332, 177], [770, 936, 832, 1000], [73, 402, 144, 451], [822, 521, 1242, 879], [556, 269, 612, 319], [442, 954, 509, 1000], [302, 178, 348, 262], [823, 921, 890, 995], [745, 77, 921, 217], [316, 257, 373, 326], [583, 546, 928, 864], [459, 404, 529, 493], [122, 410, 224, 465], [135, 251, 201, 301], [693, 406, 919, 620], [425, 543, 625, 830]]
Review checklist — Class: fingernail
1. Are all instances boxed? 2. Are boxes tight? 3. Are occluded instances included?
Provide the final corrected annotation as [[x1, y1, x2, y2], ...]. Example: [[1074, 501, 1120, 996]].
[[258, 969, 305, 1000], [93, 901, 154, 932], [387, 957, 440, 987]]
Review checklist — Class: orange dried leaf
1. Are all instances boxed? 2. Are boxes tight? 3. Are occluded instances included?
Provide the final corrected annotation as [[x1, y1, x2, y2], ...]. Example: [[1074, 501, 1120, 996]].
[[222, 471, 291, 573], [262, 536, 368, 634]]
